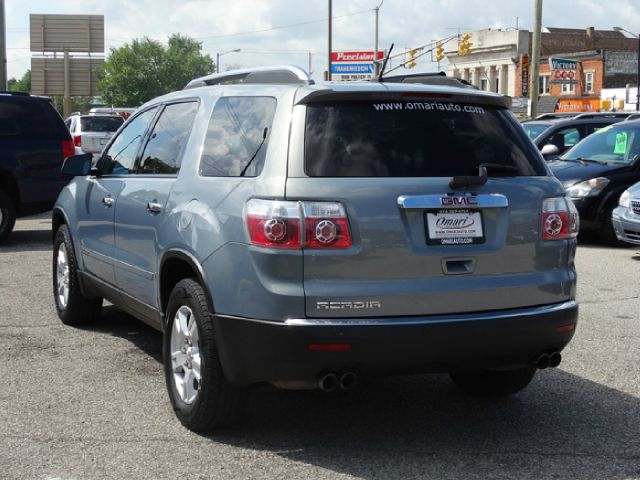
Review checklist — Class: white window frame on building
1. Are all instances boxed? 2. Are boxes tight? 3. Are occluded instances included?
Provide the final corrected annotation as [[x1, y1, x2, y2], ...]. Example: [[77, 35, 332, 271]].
[[584, 71, 595, 94], [539, 74, 550, 95], [561, 82, 576, 94]]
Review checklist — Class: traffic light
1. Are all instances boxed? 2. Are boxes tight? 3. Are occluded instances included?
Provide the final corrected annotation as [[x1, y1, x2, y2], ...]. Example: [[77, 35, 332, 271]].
[[407, 49, 417, 69], [435, 42, 445, 62], [458, 33, 472, 56]]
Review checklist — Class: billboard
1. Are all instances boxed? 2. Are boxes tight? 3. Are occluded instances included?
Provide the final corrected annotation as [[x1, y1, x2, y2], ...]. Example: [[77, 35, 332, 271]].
[[30, 14, 104, 53], [331, 50, 384, 81], [548, 57, 578, 84], [31, 57, 103, 96]]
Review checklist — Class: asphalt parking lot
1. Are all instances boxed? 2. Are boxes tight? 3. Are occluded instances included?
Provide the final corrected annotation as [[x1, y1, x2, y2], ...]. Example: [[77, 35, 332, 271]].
[[1, 213, 639, 480]]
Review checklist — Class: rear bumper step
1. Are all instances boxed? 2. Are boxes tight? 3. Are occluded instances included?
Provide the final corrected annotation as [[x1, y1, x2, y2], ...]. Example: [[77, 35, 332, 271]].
[[213, 301, 578, 387]]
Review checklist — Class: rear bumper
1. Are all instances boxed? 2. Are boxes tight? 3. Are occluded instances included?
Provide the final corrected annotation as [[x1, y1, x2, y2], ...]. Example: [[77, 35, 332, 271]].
[[214, 301, 578, 387], [612, 206, 640, 245]]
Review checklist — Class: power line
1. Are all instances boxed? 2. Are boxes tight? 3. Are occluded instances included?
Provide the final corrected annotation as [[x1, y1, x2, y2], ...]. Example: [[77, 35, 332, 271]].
[[193, 9, 371, 41]]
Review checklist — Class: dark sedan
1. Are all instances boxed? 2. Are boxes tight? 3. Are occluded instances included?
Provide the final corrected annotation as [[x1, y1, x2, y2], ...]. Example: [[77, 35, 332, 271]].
[[549, 120, 640, 245]]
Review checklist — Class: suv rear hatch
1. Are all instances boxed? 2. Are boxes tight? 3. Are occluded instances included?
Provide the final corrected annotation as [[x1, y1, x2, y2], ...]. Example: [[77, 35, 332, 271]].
[[285, 91, 575, 318], [78, 116, 124, 153]]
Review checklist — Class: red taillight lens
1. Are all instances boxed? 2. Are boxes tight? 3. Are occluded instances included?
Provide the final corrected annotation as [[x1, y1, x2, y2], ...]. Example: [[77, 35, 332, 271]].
[[246, 199, 302, 248], [61, 139, 75, 160], [303, 202, 352, 248], [246, 199, 352, 249], [542, 197, 579, 241], [73, 135, 82, 147]]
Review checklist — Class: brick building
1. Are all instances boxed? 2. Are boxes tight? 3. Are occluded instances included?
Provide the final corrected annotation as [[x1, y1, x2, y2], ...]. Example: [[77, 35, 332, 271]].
[[447, 27, 638, 113]]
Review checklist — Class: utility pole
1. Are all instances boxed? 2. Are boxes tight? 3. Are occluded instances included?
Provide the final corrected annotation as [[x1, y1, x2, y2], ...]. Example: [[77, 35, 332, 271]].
[[327, 0, 332, 80], [373, 1, 384, 76], [0, 0, 6, 90], [528, 0, 543, 118]]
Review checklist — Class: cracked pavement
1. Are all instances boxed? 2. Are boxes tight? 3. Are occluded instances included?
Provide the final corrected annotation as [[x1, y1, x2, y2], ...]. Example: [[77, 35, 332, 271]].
[[1, 214, 639, 480]]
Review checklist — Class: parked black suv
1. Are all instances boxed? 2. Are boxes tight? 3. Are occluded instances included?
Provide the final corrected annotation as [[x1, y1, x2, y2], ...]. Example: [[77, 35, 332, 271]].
[[0, 92, 74, 242], [522, 113, 630, 160]]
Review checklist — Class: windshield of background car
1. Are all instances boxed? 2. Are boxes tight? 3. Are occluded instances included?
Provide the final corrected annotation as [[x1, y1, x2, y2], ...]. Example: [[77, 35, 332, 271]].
[[563, 124, 640, 164], [522, 122, 551, 140], [304, 100, 544, 177], [80, 116, 124, 132]]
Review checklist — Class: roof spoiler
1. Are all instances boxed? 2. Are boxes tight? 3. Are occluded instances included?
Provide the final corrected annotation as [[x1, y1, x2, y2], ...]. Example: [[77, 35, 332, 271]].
[[184, 65, 314, 89]]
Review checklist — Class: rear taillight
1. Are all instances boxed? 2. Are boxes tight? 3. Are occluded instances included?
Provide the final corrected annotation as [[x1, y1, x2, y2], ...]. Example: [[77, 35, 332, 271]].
[[73, 135, 82, 147], [246, 199, 352, 249], [541, 197, 579, 241], [62, 139, 75, 160]]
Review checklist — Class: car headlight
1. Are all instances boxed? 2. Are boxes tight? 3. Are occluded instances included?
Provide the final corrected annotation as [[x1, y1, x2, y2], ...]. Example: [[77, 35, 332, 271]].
[[619, 189, 630, 208], [566, 177, 610, 198]]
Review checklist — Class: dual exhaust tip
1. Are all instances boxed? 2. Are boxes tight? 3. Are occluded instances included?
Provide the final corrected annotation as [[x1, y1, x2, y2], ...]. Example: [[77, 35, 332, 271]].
[[318, 371, 357, 392], [535, 351, 562, 369]]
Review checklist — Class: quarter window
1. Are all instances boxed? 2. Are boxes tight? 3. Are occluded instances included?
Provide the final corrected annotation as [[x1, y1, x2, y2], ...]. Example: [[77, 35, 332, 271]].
[[101, 107, 158, 175], [200, 96, 277, 177], [139, 102, 199, 175]]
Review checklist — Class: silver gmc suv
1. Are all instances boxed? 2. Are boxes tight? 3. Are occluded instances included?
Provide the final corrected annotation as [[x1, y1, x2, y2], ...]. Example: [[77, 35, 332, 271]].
[[52, 66, 579, 432]]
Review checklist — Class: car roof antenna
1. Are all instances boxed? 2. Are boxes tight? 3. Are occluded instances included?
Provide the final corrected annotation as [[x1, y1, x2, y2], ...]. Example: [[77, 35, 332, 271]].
[[373, 43, 394, 83]]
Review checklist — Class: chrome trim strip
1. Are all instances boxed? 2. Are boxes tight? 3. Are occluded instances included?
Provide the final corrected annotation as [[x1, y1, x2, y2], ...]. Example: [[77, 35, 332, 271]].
[[397, 193, 509, 210], [283, 301, 577, 326], [112, 257, 155, 280]]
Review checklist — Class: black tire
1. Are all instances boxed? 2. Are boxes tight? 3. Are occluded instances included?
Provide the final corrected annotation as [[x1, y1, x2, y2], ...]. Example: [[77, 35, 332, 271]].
[[450, 367, 536, 398], [0, 189, 17, 244], [53, 224, 102, 325], [164, 278, 244, 432], [600, 203, 632, 247]]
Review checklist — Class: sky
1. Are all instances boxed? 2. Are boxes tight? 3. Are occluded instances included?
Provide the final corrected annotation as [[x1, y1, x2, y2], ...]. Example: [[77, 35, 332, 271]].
[[5, 0, 640, 81]]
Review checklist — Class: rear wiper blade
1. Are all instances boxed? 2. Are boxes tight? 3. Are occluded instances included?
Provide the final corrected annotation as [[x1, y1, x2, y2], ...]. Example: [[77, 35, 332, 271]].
[[449, 165, 488, 189]]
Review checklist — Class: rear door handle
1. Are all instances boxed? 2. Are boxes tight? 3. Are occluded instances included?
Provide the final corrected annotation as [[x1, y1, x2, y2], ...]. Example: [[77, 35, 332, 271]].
[[102, 196, 114, 208], [146, 201, 163, 214]]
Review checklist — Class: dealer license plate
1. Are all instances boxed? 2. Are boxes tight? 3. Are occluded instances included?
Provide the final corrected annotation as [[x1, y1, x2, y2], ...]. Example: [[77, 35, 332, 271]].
[[425, 209, 484, 245]]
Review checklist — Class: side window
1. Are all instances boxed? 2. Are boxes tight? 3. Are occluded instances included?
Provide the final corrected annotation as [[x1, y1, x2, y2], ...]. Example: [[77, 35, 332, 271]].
[[101, 107, 157, 175], [546, 127, 581, 152], [138, 102, 199, 175], [200, 96, 277, 177]]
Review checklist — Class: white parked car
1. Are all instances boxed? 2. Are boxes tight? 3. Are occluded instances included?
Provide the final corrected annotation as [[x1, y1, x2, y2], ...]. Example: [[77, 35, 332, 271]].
[[64, 113, 124, 155], [612, 181, 640, 246]]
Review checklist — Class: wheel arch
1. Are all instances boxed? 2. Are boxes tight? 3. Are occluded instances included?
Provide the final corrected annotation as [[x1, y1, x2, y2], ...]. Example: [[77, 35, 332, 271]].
[[159, 250, 213, 322]]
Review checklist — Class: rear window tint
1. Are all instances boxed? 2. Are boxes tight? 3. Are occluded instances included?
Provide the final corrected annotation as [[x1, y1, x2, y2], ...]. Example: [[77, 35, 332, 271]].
[[0, 97, 67, 138], [80, 116, 124, 132], [305, 101, 544, 177]]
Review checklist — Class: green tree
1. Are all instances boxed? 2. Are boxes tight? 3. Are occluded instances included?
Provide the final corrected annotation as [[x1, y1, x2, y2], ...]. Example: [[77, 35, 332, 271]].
[[98, 34, 214, 107], [8, 70, 31, 93]]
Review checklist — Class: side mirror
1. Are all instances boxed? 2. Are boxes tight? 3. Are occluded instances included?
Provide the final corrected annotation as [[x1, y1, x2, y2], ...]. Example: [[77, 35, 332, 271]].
[[61, 153, 92, 176], [540, 144, 560, 157]]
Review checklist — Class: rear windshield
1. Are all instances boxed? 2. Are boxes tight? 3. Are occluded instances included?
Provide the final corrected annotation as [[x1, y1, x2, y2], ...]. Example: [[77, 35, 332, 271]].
[[80, 116, 124, 132], [0, 97, 68, 138], [304, 101, 544, 177]]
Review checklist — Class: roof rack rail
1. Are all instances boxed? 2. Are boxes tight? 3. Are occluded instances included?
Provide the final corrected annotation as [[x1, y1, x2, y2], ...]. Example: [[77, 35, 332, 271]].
[[380, 72, 477, 89], [0, 90, 30, 96], [535, 112, 578, 120], [572, 112, 630, 119], [184, 65, 314, 89]]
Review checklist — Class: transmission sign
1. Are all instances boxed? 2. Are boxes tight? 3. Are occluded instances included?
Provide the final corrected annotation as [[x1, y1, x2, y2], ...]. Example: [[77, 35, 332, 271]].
[[549, 57, 578, 84], [331, 50, 384, 81]]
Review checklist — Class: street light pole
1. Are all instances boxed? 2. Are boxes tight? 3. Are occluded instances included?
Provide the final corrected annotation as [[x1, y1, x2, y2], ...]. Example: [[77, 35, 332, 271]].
[[374, 1, 384, 76], [328, 0, 332, 80], [216, 49, 241, 74]]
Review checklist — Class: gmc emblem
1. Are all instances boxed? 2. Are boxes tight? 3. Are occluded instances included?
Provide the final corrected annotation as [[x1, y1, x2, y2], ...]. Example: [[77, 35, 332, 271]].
[[441, 196, 478, 206]]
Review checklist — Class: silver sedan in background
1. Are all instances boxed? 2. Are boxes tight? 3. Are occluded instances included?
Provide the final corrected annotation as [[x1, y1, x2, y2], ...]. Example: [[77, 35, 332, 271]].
[[612, 181, 640, 245]]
